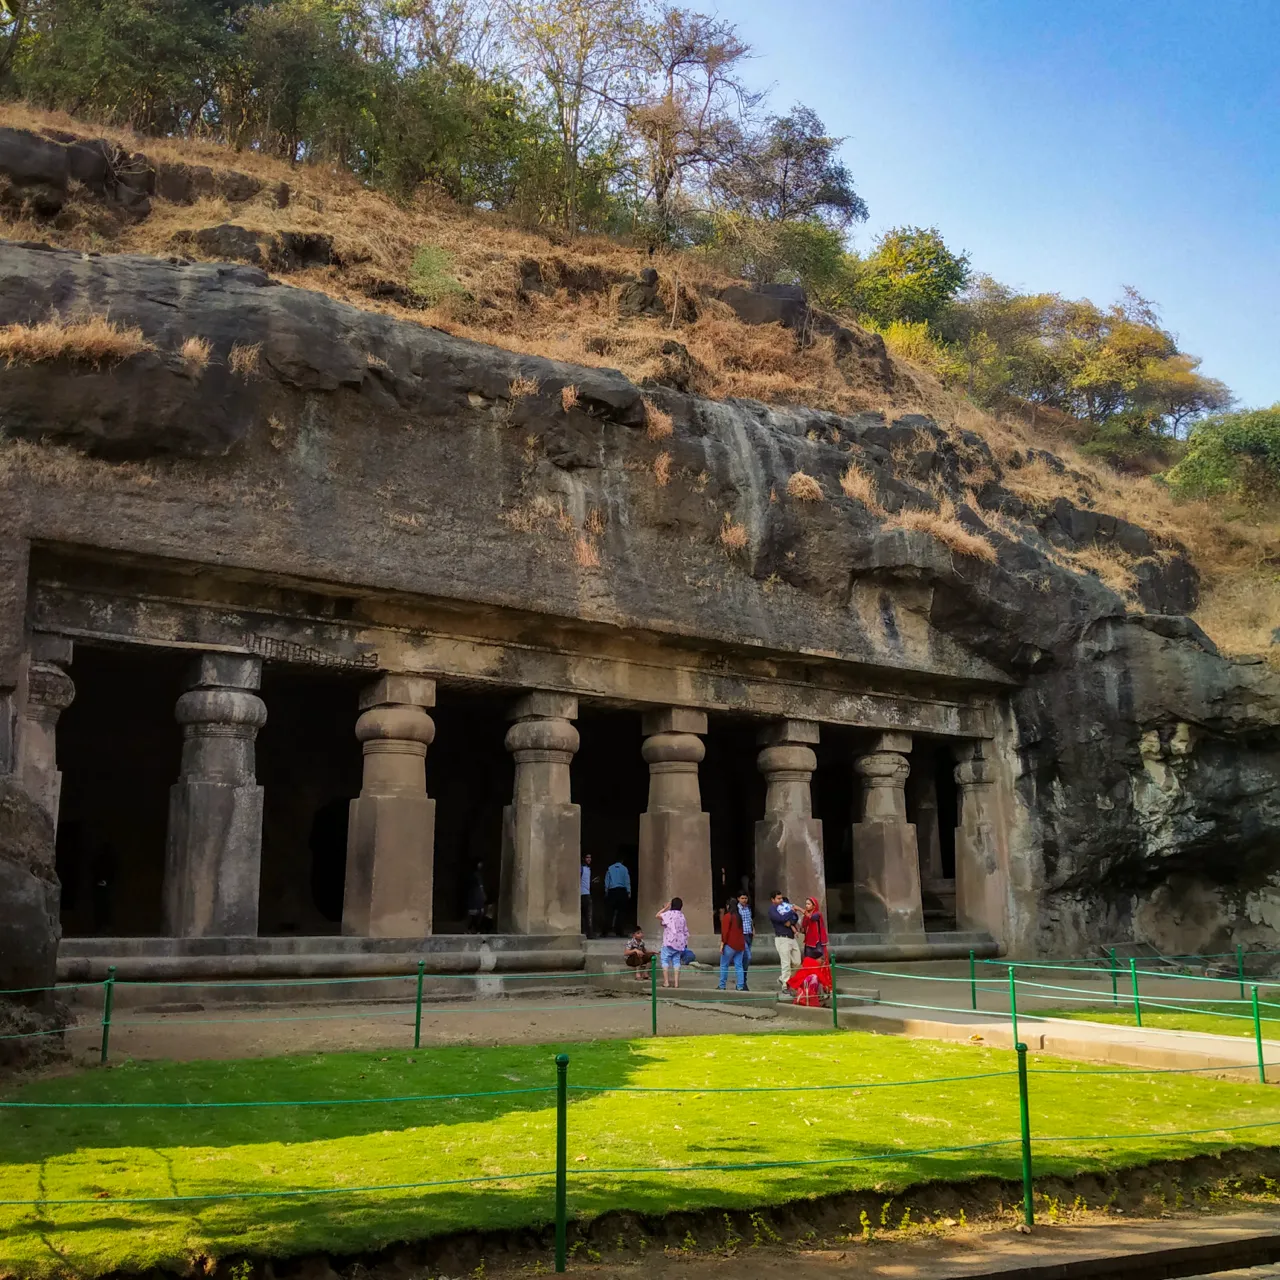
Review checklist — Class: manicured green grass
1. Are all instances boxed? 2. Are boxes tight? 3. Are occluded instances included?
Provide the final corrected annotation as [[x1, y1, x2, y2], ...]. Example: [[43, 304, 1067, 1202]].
[[1, 1031, 1277, 1279], [1035, 999, 1280, 1040]]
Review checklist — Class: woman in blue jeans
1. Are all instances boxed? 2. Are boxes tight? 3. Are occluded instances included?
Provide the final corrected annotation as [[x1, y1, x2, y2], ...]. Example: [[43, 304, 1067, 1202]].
[[718, 898, 746, 990]]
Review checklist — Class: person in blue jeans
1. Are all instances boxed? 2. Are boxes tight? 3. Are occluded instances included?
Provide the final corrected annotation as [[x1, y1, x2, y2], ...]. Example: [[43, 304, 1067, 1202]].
[[718, 897, 746, 990], [736, 892, 754, 991]]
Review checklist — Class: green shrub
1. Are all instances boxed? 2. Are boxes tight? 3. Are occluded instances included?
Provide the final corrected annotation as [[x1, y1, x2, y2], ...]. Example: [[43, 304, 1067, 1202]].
[[408, 244, 465, 304], [1164, 405, 1280, 506]]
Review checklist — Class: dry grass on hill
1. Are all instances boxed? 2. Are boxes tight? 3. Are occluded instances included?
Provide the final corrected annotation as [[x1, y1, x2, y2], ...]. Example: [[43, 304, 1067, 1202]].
[[0, 313, 153, 366], [1, 103, 1277, 662]]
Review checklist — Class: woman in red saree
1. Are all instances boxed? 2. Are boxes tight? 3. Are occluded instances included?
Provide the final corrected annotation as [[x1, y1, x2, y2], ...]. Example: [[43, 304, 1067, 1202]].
[[786, 897, 832, 1005]]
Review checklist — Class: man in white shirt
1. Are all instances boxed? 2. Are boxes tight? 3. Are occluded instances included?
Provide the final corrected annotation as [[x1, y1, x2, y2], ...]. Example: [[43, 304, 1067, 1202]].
[[580, 853, 594, 937], [603, 858, 632, 935]]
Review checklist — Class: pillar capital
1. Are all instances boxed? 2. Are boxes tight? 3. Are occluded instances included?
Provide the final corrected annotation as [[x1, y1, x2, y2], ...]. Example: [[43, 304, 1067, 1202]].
[[359, 673, 436, 711], [509, 691, 577, 722], [25, 661, 75, 724], [641, 731, 706, 771], [641, 706, 707, 737], [505, 715, 579, 760], [15, 647, 75, 830], [855, 749, 910, 789], [185, 652, 261, 691], [756, 718, 820, 747]]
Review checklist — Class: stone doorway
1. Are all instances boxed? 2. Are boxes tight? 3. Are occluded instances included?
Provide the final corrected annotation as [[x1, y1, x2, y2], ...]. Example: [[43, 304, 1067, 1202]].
[[426, 688, 512, 932], [256, 665, 365, 936], [906, 741, 959, 929], [575, 707, 646, 937], [703, 715, 764, 926], [813, 723, 862, 923], [55, 643, 187, 937]]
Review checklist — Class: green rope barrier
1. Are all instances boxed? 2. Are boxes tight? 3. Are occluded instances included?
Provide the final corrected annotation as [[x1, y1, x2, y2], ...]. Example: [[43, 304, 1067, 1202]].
[[0, 1085, 557, 1109], [569, 1069, 1014, 1094]]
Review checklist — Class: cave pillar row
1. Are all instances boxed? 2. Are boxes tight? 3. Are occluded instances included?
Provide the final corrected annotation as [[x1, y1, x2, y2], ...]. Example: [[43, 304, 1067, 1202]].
[[14, 634, 75, 832], [164, 654, 266, 938], [852, 732, 926, 938], [953, 740, 1011, 943], [754, 719, 825, 908], [343, 675, 436, 939], [499, 692, 581, 935], [638, 707, 713, 935]]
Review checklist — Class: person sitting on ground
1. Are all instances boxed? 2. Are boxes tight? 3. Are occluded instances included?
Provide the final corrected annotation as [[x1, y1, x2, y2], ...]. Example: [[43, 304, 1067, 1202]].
[[623, 927, 654, 979], [718, 897, 747, 992], [657, 897, 690, 989], [767, 890, 801, 989]]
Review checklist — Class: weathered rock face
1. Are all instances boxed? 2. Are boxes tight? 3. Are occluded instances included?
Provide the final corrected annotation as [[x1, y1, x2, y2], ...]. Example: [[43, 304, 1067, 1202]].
[[0, 776, 64, 1066], [0, 242, 1277, 958]]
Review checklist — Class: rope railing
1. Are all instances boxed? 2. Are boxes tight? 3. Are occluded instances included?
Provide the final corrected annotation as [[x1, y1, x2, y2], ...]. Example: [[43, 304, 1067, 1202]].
[[2, 1046, 1277, 1274]]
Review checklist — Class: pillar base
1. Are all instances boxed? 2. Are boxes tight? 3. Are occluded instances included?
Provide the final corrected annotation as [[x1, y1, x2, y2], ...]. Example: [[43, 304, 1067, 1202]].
[[343, 795, 436, 938], [499, 802, 581, 934], [851, 821, 925, 937], [164, 781, 263, 937], [754, 815, 824, 907], [638, 810, 712, 933], [955, 820, 1004, 935]]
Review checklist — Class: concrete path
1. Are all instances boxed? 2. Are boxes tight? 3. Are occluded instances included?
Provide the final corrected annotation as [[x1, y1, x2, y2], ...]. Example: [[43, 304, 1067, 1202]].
[[523, 1209, 1280, 1280]]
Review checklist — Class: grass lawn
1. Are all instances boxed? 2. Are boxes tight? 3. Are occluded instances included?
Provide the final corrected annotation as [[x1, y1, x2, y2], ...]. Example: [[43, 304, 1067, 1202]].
[[2, 1031, 1278, 1279], [1035, 999, 1280, 1040]]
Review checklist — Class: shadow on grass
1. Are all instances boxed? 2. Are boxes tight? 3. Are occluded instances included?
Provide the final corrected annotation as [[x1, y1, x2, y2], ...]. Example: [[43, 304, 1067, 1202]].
[[2, 1040, 649, 1160]]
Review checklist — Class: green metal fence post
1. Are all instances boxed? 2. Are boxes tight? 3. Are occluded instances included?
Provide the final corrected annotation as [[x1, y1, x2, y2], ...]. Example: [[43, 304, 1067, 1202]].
[[413, 959, 425, 1050], [1252, 985, 1266, 1084], [1008, 965, 1019, 1046], [1129, 957, 1142, 1028], [650, 956, 658, 1037], [831, 963, 840, 1030], [1109, 947, 1118, 1006], [99, 965, 116, 1066], [554, 1053, 569, 1273], [969, 949, 977, 1011], [1238, 944, 1247, 1001], [1015, 1042, 1035, 1227]]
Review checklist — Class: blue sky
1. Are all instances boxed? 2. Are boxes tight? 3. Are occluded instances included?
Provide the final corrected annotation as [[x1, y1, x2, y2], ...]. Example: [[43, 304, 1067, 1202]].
[[722, 1, 1278, 407]]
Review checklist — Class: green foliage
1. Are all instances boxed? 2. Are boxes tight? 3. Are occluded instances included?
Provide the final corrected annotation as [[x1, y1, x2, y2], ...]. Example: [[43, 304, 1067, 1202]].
[[851, 225, 970, 327], [1165, 406, 1280, 506], [408, 243, 464, 304]]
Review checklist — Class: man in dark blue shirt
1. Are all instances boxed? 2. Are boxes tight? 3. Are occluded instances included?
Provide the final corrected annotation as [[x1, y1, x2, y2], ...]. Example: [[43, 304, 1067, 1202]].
[[767, 891, 801, 989]]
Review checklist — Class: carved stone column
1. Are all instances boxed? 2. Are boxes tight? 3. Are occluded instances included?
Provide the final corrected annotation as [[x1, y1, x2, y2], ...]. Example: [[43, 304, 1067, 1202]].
[[16, 634, 75, 829], [852, 732, 925, 937], [953, 741, 1009, 941], [637, 707, 712, 933], [499, 692, 580, 935], [754, 719, 825, 907], [343, 675, 436, 938], [164, 654, 266, 937]]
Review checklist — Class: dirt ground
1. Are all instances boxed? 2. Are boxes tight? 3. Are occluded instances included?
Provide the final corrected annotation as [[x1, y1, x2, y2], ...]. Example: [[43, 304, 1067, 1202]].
[[53, 991, 800, 1064]]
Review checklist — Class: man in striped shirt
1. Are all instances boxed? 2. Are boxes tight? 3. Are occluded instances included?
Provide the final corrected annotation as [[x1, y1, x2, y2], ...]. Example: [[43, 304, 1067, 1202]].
[[737, 893, 754, 990]]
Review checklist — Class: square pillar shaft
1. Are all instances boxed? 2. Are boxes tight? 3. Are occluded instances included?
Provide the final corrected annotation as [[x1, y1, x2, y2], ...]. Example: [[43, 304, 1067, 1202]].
[[499, 693, 581, 935], [343, 675, 436, 938], [754, 719, 825, 907], [637, 707, 712, 933], [164, 654, 266, 937]]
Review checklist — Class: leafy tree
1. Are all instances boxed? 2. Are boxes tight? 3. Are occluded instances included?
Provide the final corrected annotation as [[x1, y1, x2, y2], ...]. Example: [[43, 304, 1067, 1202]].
[[1165, 406, 1280, 506], [850, 225, 969, 327], [713, 105, 867, 230]]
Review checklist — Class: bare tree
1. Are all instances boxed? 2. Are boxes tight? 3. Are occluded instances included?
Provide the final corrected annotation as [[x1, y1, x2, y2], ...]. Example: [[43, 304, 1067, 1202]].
[[503, 0, 647, 231], [629, 8, 758, 234]]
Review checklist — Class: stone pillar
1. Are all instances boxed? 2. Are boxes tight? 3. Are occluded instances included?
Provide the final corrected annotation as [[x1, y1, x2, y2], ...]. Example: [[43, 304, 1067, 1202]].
[[754, 719, 825, 907], [343, 675, 436, 938], [953, 741, 1010, 941], [499, 692, 580, 935], [637, 707, 712, 933], [851, 732, 925, 937], [164, 654, 266, 937], [15, 634, 75, 828]]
